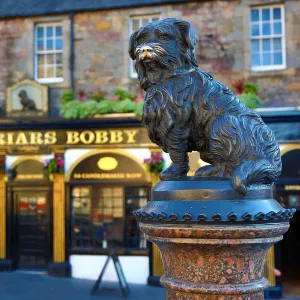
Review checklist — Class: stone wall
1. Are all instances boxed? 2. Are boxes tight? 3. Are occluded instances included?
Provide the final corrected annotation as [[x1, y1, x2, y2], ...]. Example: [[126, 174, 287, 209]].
[[73, 0, 300, 107], [0, 0, 300, 115], [0, 18, 32, 115]]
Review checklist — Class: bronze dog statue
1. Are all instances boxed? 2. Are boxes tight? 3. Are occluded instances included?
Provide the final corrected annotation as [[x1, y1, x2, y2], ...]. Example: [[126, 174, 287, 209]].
[[129, 18, 281, 195]]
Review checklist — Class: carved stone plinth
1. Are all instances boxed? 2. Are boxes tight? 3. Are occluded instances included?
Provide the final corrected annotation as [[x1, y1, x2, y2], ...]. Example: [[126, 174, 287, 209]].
[[134, 179, 294, 299]]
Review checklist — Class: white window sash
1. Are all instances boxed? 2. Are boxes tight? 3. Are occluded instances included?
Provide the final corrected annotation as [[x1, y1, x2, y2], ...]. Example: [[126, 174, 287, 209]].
[[34, 23, 64, 83], [250, 5, 286, 71], [129, 15, 160, 78]]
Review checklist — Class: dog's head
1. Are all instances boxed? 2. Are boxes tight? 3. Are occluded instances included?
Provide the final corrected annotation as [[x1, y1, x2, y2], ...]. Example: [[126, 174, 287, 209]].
[[129, 18, 198, 90]]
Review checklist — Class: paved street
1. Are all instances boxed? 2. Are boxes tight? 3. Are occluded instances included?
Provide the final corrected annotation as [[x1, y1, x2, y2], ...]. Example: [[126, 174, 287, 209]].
[[0, 271, 299, 300], [0, 272, 165, 300]]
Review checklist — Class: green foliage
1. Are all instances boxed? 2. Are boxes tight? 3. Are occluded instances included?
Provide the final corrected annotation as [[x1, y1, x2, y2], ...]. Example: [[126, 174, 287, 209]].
[[78, 100, 99, 119], [98, 100, 114, 114], [60, 100, 82, 119], [60, 89, 145, 119], [44, 158, 64, 176], [134, 100, 144, 117], [61, 90, 76, 104], [243, 83, 259, 95], [114, 88, 136, 100], [238, 93, 262, 109], [144, 153, 165, 173], [90, 91, 107, 102], [113, 99, 136, 113]]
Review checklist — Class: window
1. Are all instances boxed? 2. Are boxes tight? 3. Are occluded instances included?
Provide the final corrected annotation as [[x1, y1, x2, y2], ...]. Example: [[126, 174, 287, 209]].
[[71, 186, 149, 250], [250, 5, 285, 71], [129, 15, 160, 78], [35, 23, 63, 83]]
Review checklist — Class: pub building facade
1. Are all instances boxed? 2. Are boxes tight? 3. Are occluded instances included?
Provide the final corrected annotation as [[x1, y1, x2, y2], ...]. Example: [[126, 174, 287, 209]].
[[0, 0, 300, 297]]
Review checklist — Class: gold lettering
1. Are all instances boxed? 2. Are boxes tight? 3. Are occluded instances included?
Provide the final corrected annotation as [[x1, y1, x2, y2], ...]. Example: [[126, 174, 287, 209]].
[[0, 133, 6, 146], [95, 131, 109, 144], [285, 185, 300, 191], [30, 132, 44, 145], [44, 132, 57, 145], [15, 133, 28, 145], [109, 130, 123, 144], [7, 133, 14, 145], [124, 130, 138, 143], [126, 173, 143, 179], [80, 131, 95, 144], [66, 131, 80, 144]]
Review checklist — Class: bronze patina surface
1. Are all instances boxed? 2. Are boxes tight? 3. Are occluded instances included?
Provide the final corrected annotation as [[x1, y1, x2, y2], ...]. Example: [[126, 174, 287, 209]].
[[129, 18, 294, 299]]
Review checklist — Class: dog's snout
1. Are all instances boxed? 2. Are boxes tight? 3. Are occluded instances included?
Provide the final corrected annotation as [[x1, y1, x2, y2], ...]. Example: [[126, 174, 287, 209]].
[[141, 46, 153, 53]]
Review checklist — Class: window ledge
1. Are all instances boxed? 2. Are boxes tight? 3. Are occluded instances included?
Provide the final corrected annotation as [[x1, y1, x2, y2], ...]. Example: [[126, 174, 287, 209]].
[[249, 67, 290, 78], [35, 77, 64, 84]]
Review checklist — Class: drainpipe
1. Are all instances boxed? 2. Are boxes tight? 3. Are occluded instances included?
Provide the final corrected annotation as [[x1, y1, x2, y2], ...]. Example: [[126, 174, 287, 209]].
[[69, 12, 75, 91]]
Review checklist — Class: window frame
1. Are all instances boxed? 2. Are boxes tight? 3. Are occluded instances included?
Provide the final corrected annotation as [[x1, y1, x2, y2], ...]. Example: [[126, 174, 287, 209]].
[[249, 4, 286, 72], [129, 14, 161, 78], [70, 184, 150, 252], [34, 22, 64, 84]]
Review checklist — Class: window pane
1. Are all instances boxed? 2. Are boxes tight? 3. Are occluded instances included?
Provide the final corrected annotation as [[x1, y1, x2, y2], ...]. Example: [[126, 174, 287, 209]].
[[251, 9, 259, 22], [273, 38, 282, 50], [274, 52, 283, 65], [274, 22, 282, 34], [38, 66, 45, 78], [47, 66, 54, 78], [37, 40, 44, 51], [142, 18, 149, 26], [132, 19, 139, 31], [37, 27, 44, 38], [263, 53, 271, 65], [46, 39, 53, 50], [251, 39, 260, 52], [47, 54, 55, 64], [55, 39, 63, 50], [56, 66, 63, 77], [55, 26, 62, 37], [262, 9, 270, 21], [251, 24, 260, 36], [37, 54, 45, 65], [56, 53, 63, 64], [262, 23, 271, 35], [251, 53, 260, 67], [46, 26, 53, 37], [263, 39, 271, 51], [273, 8, 281, 20]]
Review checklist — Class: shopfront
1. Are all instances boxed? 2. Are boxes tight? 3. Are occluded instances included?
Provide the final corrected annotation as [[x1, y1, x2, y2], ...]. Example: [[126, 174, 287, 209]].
[[0, 118, 158, 282]]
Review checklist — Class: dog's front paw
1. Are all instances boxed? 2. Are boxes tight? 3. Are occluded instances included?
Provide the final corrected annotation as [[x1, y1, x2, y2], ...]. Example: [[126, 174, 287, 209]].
[[159, 163, 188, 180]]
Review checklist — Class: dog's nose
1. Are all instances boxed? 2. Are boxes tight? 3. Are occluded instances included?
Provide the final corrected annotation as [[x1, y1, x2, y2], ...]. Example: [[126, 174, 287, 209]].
[[141, 46, 153, 54]]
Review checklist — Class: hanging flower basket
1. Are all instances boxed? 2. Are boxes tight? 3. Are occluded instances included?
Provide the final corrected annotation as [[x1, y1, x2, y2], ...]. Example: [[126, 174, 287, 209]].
[[144, 153, 165, 173], [44, 156, 64, 177]]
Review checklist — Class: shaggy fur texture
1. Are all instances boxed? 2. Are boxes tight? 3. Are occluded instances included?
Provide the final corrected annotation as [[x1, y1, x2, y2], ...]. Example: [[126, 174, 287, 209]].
[[129, 18, 281, 195]]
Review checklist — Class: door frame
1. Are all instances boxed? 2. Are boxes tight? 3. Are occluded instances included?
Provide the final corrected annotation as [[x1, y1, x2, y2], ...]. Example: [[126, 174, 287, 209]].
[[7, 182, 53, 270]]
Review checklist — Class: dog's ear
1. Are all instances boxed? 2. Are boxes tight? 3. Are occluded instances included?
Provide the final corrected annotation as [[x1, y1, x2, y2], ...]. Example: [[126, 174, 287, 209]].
[[129, 30, 139, 60], [173, 19, 197, 50]]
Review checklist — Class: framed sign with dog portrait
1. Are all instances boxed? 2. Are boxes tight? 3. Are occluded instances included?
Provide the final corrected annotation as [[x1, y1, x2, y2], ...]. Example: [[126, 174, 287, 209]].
[[6, 79, 48, 117]]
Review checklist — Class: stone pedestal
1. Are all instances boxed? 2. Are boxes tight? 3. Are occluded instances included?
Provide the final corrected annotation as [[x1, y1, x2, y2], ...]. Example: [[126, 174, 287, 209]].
[[134, 178, 294, 299]]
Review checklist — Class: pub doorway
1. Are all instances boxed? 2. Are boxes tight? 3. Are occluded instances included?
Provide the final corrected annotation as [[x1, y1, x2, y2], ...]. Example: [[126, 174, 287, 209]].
[[274, 148, 300, 290], [7, 156, 52, 270], [12, 187, 52, 269], [275, 189, 300, 281]]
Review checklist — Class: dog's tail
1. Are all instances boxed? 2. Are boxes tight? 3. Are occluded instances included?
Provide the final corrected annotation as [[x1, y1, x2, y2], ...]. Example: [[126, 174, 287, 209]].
[[232, 158, 281, 196]]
